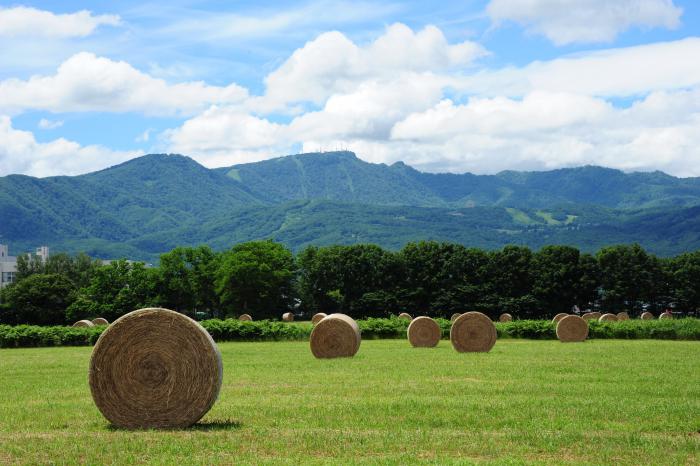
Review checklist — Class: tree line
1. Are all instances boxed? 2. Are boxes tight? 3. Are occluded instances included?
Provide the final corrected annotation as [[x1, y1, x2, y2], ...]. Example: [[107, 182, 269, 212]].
[[1, 241, 698, 326]]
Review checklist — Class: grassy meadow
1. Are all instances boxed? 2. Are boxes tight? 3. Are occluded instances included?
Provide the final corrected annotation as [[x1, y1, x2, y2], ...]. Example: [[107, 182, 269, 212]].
[[0, 339, 698, 464]]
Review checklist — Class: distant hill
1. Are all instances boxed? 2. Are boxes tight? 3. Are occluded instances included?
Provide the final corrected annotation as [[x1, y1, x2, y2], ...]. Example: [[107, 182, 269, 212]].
[[2, 151, 699, 260]]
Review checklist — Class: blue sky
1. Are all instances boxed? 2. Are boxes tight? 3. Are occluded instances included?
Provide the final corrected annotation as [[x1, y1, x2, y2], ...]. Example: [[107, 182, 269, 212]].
[[1, 0, 700, 177]]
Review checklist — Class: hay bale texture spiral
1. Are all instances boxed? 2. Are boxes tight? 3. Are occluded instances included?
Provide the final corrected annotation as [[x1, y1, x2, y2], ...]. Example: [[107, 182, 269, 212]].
[[659, 311, 673, 319], [282, 312, 294, 322], [398, 312, 412, 321], [599, 313, 618, 322], [239, 314, 252, 321], [450, 312, 497, 353], [552, 313, 568, 324], [640, 311, 654, 320], [73, 320, 94, 328], [450, 313, 461, 323], [556, 315, 589, 342], [89, 308, 223, 429], [499, 313, 512, 322], [407, 316, 441, 348], [616, 312, 630, 321], [92, 317, 109, 326], [311, 312, 327, 325], [309, 313, 360, 358]]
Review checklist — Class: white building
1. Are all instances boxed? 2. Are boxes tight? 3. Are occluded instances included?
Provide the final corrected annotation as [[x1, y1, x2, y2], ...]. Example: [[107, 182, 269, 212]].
[[0, 244, 50, 289]]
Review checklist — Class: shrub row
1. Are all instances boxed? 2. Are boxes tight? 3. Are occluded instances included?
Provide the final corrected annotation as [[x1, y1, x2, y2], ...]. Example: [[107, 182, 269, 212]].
[[0, 318, 698, 348]]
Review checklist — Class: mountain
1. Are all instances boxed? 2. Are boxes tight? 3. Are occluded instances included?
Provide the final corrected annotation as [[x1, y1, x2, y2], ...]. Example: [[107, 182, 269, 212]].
[[1, 151, 699, 260]]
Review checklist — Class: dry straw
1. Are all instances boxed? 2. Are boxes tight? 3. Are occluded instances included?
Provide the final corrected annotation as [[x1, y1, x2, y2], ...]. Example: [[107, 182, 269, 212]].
[[92, 318, 109, 326], [311, 312, 327, 325], [239, 314, 252, 321], [581, 312, 596, 321], [599, 313, 618, 322], [407, 316, 441, 347], [450, 311, 497, 353], [556, 315, 589, 342], [552, 313, 568, 324], [499, 313, 513, 322], [282, 312, 294, 322], [640, 311, 654, 320], [450, 313, 461, 323], [659, 311, 673, 319], [616, 312, 630, 321], [73, 320, 95, 328], [398, 312, 412, 321], [309, 313, 361, 358], [89, 308, 223, 429]]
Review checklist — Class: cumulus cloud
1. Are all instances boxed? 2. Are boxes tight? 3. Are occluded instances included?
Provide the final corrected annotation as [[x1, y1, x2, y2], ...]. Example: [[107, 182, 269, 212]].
[[0, 116, 136, 177], [487, 0, 682, 45], [0, 6, 120, 38], [38, 118, 64, 130], [0, 52, 249, 116]]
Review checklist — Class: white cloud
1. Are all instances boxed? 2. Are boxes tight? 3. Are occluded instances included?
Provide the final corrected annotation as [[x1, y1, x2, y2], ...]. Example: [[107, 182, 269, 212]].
[[0, 116, 137, 177], [38, 118, 64, 130], [487, 0, 682, 45], [0, 52, 249, 116], [0, 6, 120, 38]]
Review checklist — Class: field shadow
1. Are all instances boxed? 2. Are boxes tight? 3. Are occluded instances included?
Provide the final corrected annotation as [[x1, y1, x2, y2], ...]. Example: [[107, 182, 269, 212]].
[[106, 419, 242, 432]]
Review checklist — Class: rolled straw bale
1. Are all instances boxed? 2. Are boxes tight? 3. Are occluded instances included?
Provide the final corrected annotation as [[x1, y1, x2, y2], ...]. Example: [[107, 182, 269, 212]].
[[92, 317, 109, 326], [282, 312, 294, 322], [616, 312, 630, 321], [89, 308, 223, 429], [239, 314, 252, 321], [659, 311, 673, 319], [398, 312, 412, 321], [450, 311, 497, 353], [309, 313, 361, 358], [407, 316, 441, 348], [311, 312, 327, 325], [581, 312, 596, 321], [640, 311, 654, 320], [588, 312, 602, 320], [450, 313, 461, 323], [598, 313, 618, 322], [73, 320, 95, 328], [499, 313, 512, 322], [552, 313, 568, 324], [556, 315, 589, 342]]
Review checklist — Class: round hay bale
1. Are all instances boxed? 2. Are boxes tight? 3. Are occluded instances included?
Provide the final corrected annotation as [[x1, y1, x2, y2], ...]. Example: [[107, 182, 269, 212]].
[[309, 313, 360, 358], [640, 311, 654, 320], [552, 313, 568, 324], [598, 313, 618, 322], [398, 312, 412, 321], [89, 308, 222, 429], [450, 311, 497, 353], [499, 313, 513, 322], [407, 316, 441, 348], [282, 312, 294, 322], [616, 312, 630, 321], [450, 313, 461, 323], [659, 311, 673, 319], [311, 312, 327, 325], [581, 312, 596, 321], [239, 314, 252, 321], [92, 317, 109, 326], [73, 320, 95, 328], [556, 315, 589, 342], [588, 312, 602, 320]]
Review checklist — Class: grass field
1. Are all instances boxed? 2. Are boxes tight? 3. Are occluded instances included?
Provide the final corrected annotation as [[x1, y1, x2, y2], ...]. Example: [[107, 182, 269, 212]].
[[1, 339, 698, 464]]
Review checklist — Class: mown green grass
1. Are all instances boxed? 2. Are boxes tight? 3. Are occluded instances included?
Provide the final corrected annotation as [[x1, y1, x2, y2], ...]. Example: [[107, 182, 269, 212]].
[[1, 340, 698, 464]]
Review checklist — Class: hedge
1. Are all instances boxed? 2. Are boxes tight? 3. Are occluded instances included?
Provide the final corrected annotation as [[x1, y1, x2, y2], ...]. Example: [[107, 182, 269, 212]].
[[0, 317, 698, 348]]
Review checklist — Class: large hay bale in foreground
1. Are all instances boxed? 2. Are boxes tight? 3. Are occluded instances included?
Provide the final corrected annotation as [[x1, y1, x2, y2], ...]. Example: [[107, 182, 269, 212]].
[[282, 312, 294, 322], [89, 308, 223, 429], [556, 315, 589, 342], [616, 312, 630, 321], [450, 313, 461, 323], [599, 313, 618, 322], [407, 316, 441, 348], [659, 311, 673, 319], [92, 317, 109, 326], [309, 313, 360, 358], [73, 320, 94, 328], [499, 313, 512, 322], [450, 312, 497, 353], [239, 314, 252, 321], [311, 313, 327, 325], [398, 312, 412, 321], [552, 313, 568, 324], [640, 311, 654, 320]]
